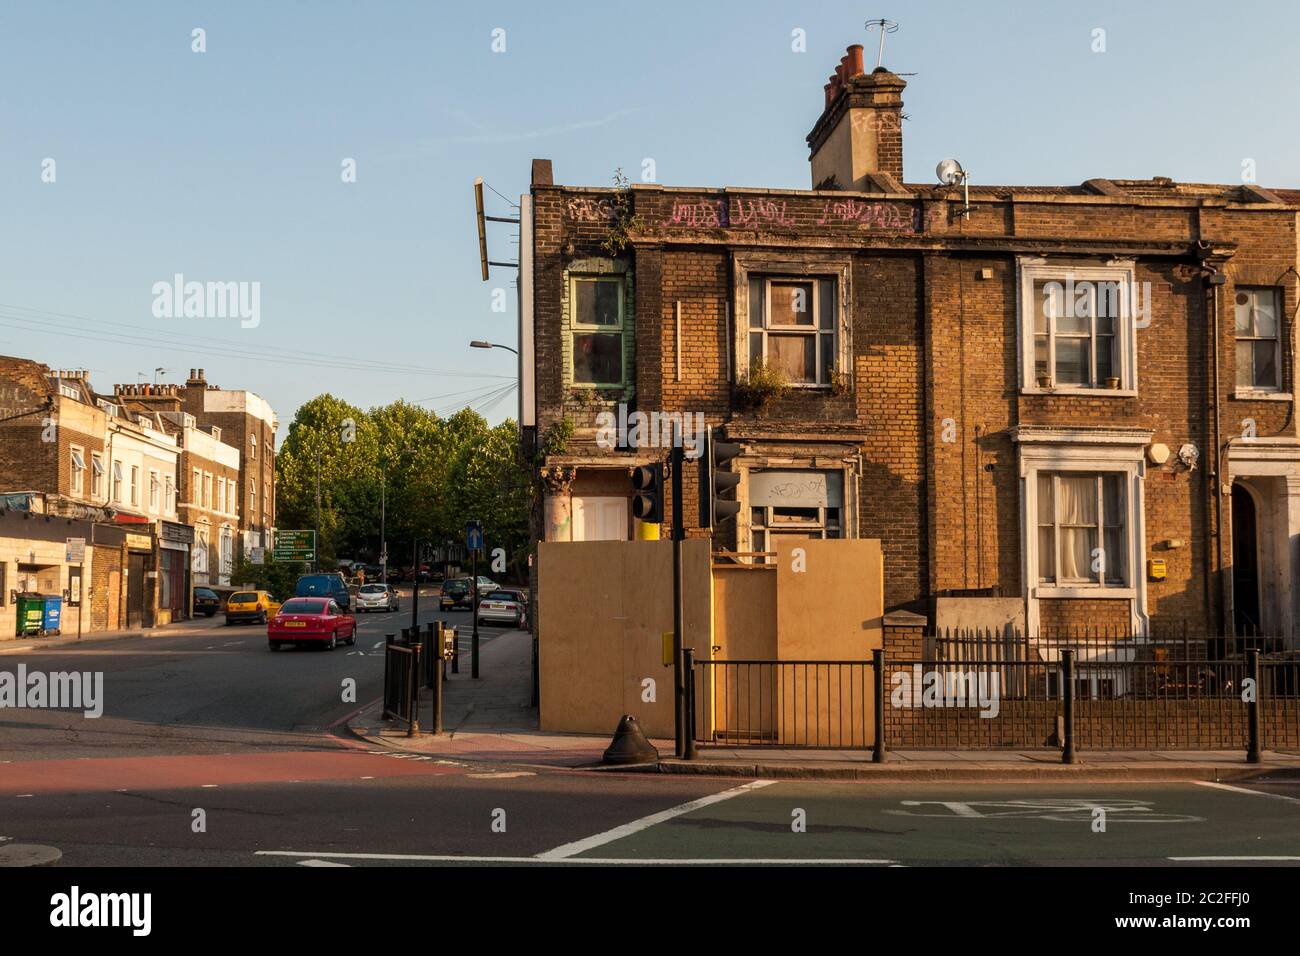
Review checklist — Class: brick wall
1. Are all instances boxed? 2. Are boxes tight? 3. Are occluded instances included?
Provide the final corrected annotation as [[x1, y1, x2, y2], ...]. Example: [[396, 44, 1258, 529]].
[[532, 179, 1299, 631]]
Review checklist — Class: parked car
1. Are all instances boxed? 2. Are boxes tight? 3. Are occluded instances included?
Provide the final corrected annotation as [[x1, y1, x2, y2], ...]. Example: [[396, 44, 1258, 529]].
[[495, 586, 529, 610], [225, 590, 282, 625], [192, 587, 221, 617], [476, 589, 526, 629], [267, 597, 357, 651], [440, 577, 473, 611], [294, 572, 351, 611], [355, 583, 400, 613]]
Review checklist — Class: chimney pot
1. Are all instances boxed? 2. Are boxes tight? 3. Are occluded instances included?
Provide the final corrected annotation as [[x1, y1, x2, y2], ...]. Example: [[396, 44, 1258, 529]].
[[847, 44, 864, 76], [824, 82, 835, 109]]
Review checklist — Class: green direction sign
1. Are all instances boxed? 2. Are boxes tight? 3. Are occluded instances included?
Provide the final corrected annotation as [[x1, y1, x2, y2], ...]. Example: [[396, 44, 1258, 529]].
[[272, 530, 316, 562]]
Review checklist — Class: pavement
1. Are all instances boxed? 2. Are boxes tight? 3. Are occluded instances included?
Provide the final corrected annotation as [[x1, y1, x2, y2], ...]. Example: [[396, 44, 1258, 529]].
[[349, 625, 1300, 782], [4, 609, 1300, 867], [0, 612, 218, 654]]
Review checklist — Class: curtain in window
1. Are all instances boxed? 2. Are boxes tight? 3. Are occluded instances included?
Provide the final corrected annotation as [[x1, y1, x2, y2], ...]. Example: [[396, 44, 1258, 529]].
[[1056, 475, 1097, 580]]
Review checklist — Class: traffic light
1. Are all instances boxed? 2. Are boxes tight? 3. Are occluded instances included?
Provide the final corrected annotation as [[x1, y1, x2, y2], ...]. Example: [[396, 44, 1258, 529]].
[[631, 462, 664, 524], [700, 428, 742, 528]]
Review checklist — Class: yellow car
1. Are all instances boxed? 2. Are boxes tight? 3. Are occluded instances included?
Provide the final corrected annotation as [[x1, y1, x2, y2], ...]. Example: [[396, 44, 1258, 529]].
[[225, 590, 282, 626]]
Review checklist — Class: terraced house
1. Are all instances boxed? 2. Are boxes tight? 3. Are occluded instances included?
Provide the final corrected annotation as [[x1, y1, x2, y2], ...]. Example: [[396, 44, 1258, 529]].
[[524, 44, 1300, 645]]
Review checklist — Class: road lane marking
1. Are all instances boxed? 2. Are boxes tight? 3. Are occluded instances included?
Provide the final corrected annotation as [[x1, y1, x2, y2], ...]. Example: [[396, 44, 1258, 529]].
[[298, 859, 351, 867], [1170, 856, 1300, 861], [255, 850, 893, 865], [1194, 781, 1300, 806], [535, 779, 778, 861], [467, 771, 535, 779]]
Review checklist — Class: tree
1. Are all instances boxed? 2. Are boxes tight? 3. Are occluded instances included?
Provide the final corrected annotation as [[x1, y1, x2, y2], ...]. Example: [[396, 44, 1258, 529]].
[[272, 396, 529, 580]]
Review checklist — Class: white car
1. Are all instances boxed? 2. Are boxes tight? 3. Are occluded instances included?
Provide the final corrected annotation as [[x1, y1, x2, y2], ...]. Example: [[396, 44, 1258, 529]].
[[355, 583, 399, 613], [476, 590, 525, 629]]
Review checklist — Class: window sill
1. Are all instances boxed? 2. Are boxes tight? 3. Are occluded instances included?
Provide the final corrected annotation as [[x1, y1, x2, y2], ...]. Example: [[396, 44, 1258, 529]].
[[1232, 389, 1292, 402], [1034, 586, 1135, 599], [1022, 386, 1136, 398]]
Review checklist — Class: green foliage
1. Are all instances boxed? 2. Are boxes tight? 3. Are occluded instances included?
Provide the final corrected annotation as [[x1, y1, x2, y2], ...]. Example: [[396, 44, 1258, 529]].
[[735, 361, 791, 409], [600, 168, 644, 257], [538, 417, 573, 462], [274, 397, 530, 583], [229, 554, 302, 603]]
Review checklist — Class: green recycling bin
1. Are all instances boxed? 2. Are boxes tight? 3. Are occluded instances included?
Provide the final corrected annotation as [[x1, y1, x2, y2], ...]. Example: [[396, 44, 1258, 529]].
[[16, 592, 45, 636]]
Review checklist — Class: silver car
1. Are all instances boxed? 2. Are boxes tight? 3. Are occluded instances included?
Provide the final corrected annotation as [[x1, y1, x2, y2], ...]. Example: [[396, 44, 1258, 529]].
[[476, 590, 525, 629], [355, 583, 399, 613]]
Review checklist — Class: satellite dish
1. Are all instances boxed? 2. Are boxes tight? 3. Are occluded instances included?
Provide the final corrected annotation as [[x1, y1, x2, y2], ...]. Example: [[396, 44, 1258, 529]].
[[936, 158, 965, 185]]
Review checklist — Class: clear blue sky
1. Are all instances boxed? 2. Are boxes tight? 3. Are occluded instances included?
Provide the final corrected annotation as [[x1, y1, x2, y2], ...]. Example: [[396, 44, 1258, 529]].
[[1, 1, 1295, 438]]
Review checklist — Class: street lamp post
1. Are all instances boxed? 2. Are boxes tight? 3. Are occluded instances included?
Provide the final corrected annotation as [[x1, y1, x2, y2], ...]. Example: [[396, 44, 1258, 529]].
[[469, 340, 518, 355]]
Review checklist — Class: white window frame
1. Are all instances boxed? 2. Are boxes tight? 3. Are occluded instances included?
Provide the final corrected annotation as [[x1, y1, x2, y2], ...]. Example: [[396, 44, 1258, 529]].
[[733, 253, 853, 390], [1035, 472, 1127, 588], [149, 469, 160, 512], [129, 465, 139, 506], [1234, 287, 1284, 394], [1015, 427, 1150, 637], [70, 446, 86, 495], [249, 434, 257, 460], [568, 274, 628, 388], [1018, 259, 1138, 396], [193, 468, 202, 505], [91, 453, 104, 499], [164, 475, 174, 513], [112, 460, 123, 502], [746, 277, 839, 388]]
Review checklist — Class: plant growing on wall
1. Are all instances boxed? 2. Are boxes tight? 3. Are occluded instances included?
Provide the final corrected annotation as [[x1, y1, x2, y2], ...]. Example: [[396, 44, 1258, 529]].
[[600, 168, 644, 257], [734, 361, 791, 410]]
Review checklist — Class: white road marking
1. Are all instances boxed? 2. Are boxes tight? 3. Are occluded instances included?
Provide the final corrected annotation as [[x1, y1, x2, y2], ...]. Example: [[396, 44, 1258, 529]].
[[467, 771, 535, 779], [1194, 780, 1300, 806], [297, 858, 351, 867], [14, 795, 33, 798], [255, 850, 893, 865], [1170, 855, 1300, 861], [359, 776, 375, 780], [536, 779, 778, 861], [201, 784, 218, 789]]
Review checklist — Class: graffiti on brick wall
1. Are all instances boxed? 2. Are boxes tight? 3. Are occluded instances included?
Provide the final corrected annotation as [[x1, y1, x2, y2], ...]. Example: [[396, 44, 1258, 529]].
[[816, 198, 927, 231], [665, 198, 728, 228], [565, 196, 616, 222], [733, 198, 795, 227]]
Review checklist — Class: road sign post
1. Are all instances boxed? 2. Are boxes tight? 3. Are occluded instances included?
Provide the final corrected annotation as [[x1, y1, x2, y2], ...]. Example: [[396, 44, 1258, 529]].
[[272, 530, 316, 564]]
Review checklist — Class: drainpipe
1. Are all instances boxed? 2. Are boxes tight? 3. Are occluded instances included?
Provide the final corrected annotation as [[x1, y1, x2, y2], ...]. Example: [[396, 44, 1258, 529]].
[[1203, 252, 1227, 636]]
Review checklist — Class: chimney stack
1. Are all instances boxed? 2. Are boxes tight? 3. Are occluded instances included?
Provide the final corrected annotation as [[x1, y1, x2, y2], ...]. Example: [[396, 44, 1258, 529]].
[[807, 44, 906, 190]]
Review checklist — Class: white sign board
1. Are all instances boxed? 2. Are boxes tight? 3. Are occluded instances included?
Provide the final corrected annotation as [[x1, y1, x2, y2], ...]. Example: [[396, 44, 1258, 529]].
[[65, 537, 86, 562], [249, 547, 266, 565]]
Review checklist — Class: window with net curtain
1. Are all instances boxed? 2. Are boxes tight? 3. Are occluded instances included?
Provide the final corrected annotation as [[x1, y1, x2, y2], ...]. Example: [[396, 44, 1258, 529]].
[[1037, 472, 1125, 585]]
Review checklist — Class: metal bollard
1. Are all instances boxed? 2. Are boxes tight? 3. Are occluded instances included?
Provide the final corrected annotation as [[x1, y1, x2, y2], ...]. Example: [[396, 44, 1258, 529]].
[[1061, 649, 1076, 765], [382, 632, 396, 719], [872, 648, 886, 763], [1247, 648, 1261, 764], [407, 644, 421, 737], [430, 622, 445, 734], [683, 647, 698, 760]]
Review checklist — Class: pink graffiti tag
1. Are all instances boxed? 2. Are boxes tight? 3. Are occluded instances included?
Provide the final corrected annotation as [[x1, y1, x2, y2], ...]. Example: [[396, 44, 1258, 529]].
[[816, 199, 924, 231], [666, 199, 728, 228], [734, 198, 796, 227]]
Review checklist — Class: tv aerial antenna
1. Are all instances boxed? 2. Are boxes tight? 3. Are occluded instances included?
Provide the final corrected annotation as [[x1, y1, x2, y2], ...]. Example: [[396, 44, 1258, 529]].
[[865, 19, 899, 69]]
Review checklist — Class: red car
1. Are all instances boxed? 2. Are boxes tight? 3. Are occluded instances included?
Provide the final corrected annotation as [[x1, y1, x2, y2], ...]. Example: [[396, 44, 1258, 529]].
[[268, 597, 357, 651]]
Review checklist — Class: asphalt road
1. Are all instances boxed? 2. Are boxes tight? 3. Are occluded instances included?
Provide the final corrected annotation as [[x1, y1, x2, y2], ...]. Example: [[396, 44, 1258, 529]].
[[3, 599, 1300, 867]]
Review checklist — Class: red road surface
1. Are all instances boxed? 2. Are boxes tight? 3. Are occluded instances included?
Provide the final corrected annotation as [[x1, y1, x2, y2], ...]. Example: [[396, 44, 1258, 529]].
[[0, 750, 463, 795]]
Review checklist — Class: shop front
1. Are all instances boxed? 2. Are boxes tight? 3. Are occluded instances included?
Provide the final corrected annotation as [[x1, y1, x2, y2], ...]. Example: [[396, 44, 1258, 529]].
[[158, 521, 193, 623]]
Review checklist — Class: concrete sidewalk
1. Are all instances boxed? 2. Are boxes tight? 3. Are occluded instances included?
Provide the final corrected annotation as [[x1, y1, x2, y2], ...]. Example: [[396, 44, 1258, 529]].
[[0, 613, 219, 654], [348, 628, 1300, 780]]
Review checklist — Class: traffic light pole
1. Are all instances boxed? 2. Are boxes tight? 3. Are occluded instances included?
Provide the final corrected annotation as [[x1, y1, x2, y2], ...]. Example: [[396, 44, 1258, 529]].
[[671, 429, 686, 759]]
